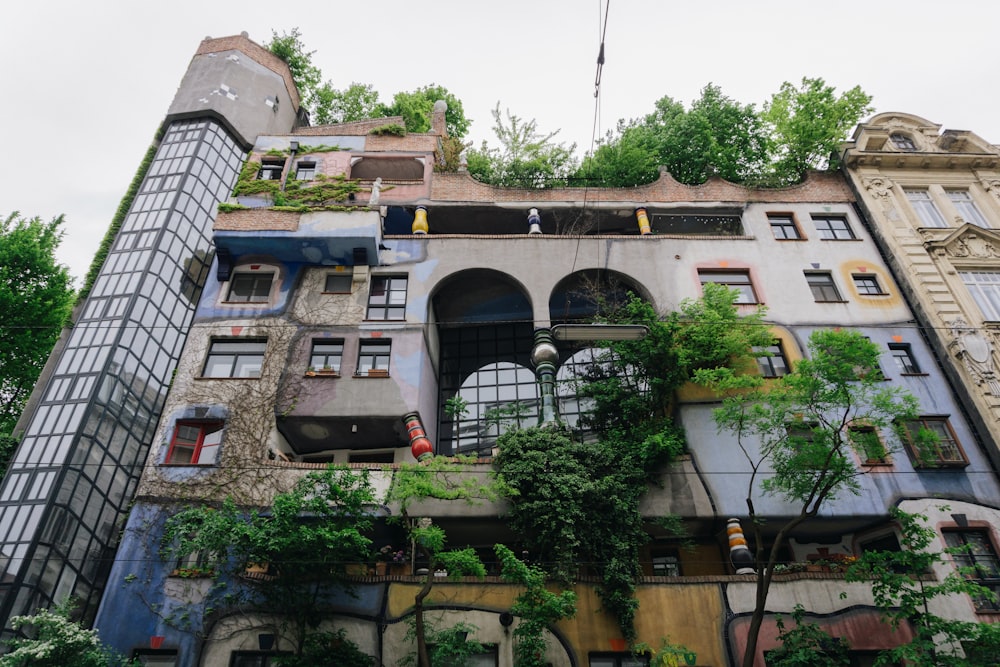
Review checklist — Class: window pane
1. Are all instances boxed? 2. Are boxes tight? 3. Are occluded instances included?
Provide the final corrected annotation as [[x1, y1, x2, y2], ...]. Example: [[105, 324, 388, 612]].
[[960, 271, 1000, 320], [905, 189, 946, 228], [948, 190, 989, 228]]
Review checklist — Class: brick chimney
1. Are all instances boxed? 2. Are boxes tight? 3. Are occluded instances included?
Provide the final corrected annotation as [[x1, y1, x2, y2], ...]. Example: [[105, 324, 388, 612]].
[[431, 100, 448, 137]]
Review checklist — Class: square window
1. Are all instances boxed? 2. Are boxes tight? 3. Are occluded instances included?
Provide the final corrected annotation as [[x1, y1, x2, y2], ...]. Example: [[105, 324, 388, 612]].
[[944, 529, 1000, 612], [888, 343, 920, 374], [257, 159, 284, 181], [295, 160, 316, 180], [947, 190, 990, 228], [698, 270, 758, 304], [367, 276, 408, 320], [309, 339, 343, 373], [905, 189, 947, 228], [324, 273, 352, 293], [805, 272, 842, 302], [768, 214, 801, 240], [227, 272, 274, 303], [132, 650, 179, 667], [357, 340, 391, 375], [651, 550, 681, 577], [755, 342, 790, 378], [902, 417, 968, 468], [890, 133, 917, 151], [849, 425, 888, 463], [853, 274, 886, 295], [812, 215, 856, 240], [203, 339, 266, 378], [165, 421, 223, 465], [961, 271, 1000, 320]]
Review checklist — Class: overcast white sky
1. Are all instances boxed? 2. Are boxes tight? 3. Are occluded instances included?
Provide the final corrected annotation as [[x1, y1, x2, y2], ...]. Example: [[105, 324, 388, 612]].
[[3, 1, 998, 283]]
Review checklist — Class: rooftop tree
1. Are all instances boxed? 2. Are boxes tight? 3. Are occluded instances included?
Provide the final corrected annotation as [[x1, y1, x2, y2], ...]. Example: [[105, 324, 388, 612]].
[[696, 329, 926, 667]]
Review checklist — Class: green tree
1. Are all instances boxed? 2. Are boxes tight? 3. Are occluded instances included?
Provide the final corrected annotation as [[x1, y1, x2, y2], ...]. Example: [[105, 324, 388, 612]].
[[0, 212, 75, 438], [767, 604, 849, 667], [383, 84, 471, 138], [387, 456, 493, 667], [466, 104, 577, 188], [494, 544, 576, 667], [1, 602, 136, 667], [266, 28, 323, 114], [845, 507, 1000, 666], [763, 77, 873, 183], [273, 629, 374, 667], [162, 466, 376, 656], [698, 329, 925, 667], [312, 82, 383, 126]]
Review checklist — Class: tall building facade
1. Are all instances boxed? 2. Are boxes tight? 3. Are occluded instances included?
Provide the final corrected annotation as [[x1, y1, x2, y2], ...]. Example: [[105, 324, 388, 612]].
[[0, 34, 299, 630], [843, 113, 1000, 471], [91, 105, 1000, 665]]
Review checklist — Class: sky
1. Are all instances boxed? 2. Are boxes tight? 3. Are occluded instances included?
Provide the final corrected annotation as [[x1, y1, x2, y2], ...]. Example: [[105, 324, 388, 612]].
[[3, 0, 999, 283]]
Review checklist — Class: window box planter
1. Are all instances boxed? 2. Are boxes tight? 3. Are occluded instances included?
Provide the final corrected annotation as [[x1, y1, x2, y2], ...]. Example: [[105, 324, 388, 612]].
[[366, 369, 390, 377]]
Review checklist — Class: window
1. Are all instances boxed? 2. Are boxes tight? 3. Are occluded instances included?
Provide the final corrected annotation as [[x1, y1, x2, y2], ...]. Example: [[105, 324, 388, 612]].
[[257, 159, 284, 181], [357, 340, 391, 375], [948, 190, 990, 228], [651, 549, 681, 577], [813, 215, 856, 240], [590, 654, 649, 667], [853, 274, 886, 295], [165, 421, 223, 464], [890, 133, 917, 151], [367, 275, 408, 320], [755, 342, 790, 378], [902, 417, 968, 467], [849, 425, 888, 463], [309, 339, 343, 373], [944, 529, 1000, 611], [132, 650, 179, 667], [324, 273, 352, 293], [905, 189, 947, 228], [699, 270, 758, 304], [806, 272, 842, 302], [960, 271, 1000, 320], [226, 272, 275, 303], [295, 160, 316, 180], [888, 343, 921, 374], [230, 652, 290, 667], [768, 214, 801, 240], [203, 339, 266, 378]]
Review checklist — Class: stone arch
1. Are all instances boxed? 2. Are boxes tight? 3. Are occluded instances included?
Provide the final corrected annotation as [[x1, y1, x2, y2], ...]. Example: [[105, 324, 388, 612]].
[[548, 268, 653, 324]]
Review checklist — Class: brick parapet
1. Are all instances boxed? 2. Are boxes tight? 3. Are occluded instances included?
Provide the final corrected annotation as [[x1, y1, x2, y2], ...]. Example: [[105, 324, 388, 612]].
[[214, 209, 300, 232], [365, 134, 439, 153], [431, 170, 854, 204], [293, 117, 407, 136], [196, 34, 300, 111]]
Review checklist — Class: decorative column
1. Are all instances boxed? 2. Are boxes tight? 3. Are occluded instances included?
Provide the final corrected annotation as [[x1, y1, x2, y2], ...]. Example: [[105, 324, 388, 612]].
[[402, 411, 433, 461], [727, 518, 755, 574], [635, 207, 651, 235], [531, 329, 560, 425], [527, 208, 543, 235], [412, 206, 429, 235]]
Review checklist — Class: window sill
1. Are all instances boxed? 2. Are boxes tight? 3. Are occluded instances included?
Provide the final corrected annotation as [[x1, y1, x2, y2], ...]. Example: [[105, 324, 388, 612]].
[[913, 461, 970, 470], [815, 300, 850, 304], [354, 370, 390, 378], [819, 238, 863, 242], [161, 462, 218, 467], [773, 238, 807, 242], [900, 372, 930, 377], [195, 376, 261, 381]]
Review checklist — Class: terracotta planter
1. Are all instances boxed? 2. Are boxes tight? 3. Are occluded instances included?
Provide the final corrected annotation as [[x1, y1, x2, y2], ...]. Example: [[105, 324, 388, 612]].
[[609, 638, 627, 651], [375, 561, 387, 576], [150, 636, 165, 649], [390, 563, 409, 576], [367, 369, 389, 377]]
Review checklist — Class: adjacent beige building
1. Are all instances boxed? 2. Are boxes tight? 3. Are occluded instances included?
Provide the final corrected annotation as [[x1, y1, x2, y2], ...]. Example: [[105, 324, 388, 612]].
[[843, 112, 1000, 470]]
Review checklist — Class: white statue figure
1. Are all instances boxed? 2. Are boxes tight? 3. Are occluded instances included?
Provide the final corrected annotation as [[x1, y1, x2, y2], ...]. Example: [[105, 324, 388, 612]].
[[369, 177, 382, 206], [949, 317, 1000, 396]]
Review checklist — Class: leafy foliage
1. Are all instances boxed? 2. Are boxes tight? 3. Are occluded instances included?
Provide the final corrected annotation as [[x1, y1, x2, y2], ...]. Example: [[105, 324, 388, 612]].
[[845, 508, 1000, 666], [0, 434, 16, 479], [273, 629, 374, 667], [312, 82, 382, 126], [495, 545, 576, 667], [266, 28, 322, 114], [466, 104, 577, 188], [387, 456, 493, 667], [701, 330, 925, 667], [1, 602, 136, 667], [767, 604, 849, 667], [0, 212, 75, 437], [578, 79, 871, 187], [382, 85, 471, 138], [399, 621, 487, 667], [161, 466, 376, 654], [763, 77, 873, 181]]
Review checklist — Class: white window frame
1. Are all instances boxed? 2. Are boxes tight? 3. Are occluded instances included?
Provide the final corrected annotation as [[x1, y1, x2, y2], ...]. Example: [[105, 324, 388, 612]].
[[960, 271, 1000, 320], [905, 189, 947, 228]]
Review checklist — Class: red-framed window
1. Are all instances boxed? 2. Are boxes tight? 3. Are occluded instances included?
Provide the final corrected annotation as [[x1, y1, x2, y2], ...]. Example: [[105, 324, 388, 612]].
[[165, 421, 223, 465]]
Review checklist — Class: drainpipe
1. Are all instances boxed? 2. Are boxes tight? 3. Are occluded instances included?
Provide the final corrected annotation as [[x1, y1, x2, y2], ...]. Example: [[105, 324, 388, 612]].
[[280, 140, 298, 192], [531, 329, 560, 425]]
